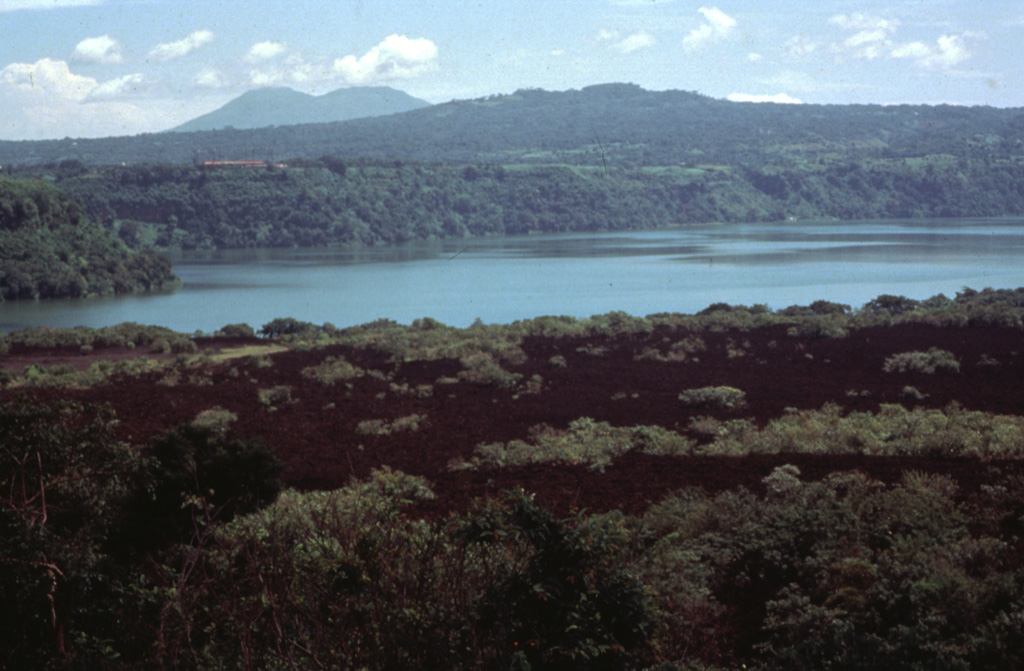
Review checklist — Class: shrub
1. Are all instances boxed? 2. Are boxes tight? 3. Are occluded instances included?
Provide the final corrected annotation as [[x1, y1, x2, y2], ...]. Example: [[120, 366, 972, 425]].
[[120, 423, 282, 553], [458, 351, 523, 388], [356, 413, 428, 436], [258, 385, 294, 406], [454, 418, 694, 472], [259, 317, 318, 338], [678, 386, 746, 409], [883, 347, 960, 374], [191, 406, 238, 434], [217, 322, 256, 338], [863, 293, 921, 316], [301, 355, 365, 385]]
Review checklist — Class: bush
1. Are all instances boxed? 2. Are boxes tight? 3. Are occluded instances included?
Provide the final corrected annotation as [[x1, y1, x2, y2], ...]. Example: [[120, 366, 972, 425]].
[[259, 317, 317, 338], [258, 385, 294, 406], [454, 418, 694, 472], [301, 355, 365, 385], [217, 322, 256, 338], [120, 423, 283, 552], [356, 413, 428, 436], [678, 386, 746, 409], [883, 347, 960, 374]]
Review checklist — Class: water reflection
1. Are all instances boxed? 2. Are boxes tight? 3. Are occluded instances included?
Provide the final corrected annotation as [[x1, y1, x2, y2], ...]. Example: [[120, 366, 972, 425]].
[[3, 218, 1024, 333]]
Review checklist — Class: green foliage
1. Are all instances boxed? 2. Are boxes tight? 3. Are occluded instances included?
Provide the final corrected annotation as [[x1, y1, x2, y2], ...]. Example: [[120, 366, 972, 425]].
[[1, 321, 193, 352], [190, 405, 238, 434], [216, 322, 256, 338], [694, 403, 1024, 458], [0, 177, 178, 300], [120, 423, 283, 553], [863, 294, 922, 316], [467, 490, 654, 671], [638, 469, 1024, 669], [453, 418, 695, 472], [883, 347, 961, 374], [355, 413, 428, 436], [257, 384, 294, 406], [678, 386, 747, 410], [300, 354, 365, 384], [258, 317, 319, 338], [0, 398, 144, 669]]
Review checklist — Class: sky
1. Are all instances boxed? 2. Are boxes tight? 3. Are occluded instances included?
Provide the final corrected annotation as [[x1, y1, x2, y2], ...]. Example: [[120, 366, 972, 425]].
[[1, 0, 1022, 141]]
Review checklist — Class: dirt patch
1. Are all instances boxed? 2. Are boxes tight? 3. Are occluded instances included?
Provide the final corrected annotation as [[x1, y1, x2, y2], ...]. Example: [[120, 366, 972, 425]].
[[5, 324, 1024, 516]]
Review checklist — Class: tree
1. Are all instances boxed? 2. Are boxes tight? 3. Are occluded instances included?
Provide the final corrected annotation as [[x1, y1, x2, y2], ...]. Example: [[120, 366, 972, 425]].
[[0, 398, 142, 668]]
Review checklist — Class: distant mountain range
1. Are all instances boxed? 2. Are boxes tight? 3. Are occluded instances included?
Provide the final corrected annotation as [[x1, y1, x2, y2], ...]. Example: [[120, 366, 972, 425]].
[[169, 86, 431, 133], [1, 83, 1023, 169]]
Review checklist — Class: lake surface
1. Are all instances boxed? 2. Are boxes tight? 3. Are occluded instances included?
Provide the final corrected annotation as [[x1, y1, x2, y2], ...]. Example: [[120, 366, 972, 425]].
[[3, 218, 1024, 334]]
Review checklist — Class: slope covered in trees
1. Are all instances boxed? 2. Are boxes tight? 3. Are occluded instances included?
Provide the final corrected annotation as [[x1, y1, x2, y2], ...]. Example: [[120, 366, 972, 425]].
[[0, 177, 178, 300], [2, 84, 1023, 169], [38, 152, 1024, 251]]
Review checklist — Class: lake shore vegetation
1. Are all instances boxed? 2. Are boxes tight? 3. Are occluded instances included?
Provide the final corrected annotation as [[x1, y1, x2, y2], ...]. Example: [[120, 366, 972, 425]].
[[0, 177, 179, 301]]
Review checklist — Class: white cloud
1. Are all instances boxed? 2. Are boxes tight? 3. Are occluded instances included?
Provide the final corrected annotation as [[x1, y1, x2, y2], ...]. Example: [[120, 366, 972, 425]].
[[829, 12, 977, 70], [86, 72, 144, 99], [682, 6, 737, 52], [148, 29, 214, 62], [0, 0, 101, 11], [829, 13, 899, 60], [1, 57, 96, 102], [829, 13, 898, 33], [246, 41, 287, 63], [331, 34, 438, 84], [599, 29, 656, 54], [727, 92, 803, 104], [783, 35, 821, 59], [892, 34, 972, 69], [71, 34, 123, 64], [193, 66, 230, 89]]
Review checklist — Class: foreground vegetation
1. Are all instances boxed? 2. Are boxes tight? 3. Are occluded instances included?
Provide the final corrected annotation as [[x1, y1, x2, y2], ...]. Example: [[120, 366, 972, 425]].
[[4, 287, 1024, 669], [4, 400, 1024, 670]]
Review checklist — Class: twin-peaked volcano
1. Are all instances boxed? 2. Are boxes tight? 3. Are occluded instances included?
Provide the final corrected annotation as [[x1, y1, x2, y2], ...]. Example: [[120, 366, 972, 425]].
[[169, 85, 431, 133]]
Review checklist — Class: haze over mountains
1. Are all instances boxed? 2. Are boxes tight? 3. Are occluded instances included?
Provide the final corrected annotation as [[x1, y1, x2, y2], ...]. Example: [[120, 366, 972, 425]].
[[1, 83, 1023, 169], [169, 86, 431, 133]]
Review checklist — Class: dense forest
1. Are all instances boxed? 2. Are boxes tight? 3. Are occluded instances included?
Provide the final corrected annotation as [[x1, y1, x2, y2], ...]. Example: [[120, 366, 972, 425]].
[[22, 152, 1024, 251], [0, 177, 178, 300]]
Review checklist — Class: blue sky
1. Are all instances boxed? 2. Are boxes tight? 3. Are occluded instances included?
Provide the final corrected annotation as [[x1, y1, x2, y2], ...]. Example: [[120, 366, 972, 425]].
[[1, 0, 1022, 140]]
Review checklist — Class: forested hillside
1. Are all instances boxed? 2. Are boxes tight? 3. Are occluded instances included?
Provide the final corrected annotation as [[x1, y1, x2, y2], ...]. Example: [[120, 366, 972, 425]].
[[41, 153, 1024, 250], [2, 84, 1023, 169], [4, 83, 1024, 251], [0, 178, 178, 300]]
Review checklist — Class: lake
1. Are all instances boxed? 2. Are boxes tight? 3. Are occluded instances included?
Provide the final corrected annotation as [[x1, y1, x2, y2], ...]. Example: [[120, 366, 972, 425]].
[[3, 218, 1024, 334]]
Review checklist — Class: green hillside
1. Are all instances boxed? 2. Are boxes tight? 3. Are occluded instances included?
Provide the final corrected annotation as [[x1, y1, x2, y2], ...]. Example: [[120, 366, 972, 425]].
[[1, 83, 1023, 169], [0, 177, 178, 300]]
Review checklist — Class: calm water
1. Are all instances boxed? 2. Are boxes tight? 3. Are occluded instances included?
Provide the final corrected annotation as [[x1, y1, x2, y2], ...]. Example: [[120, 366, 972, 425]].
[[3, 218, 1024, 334]]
